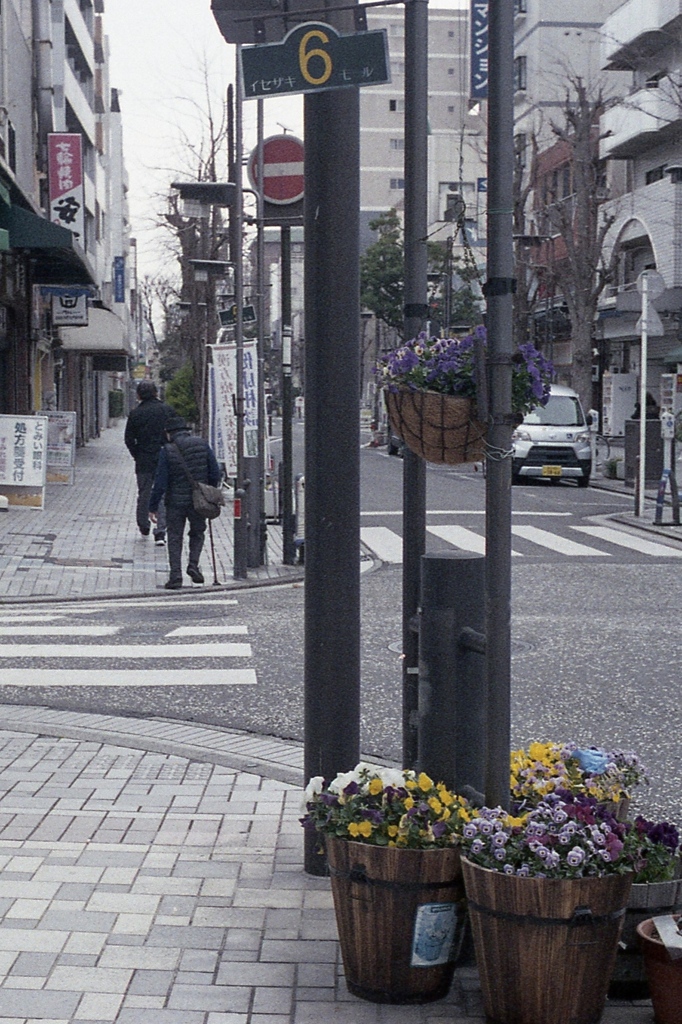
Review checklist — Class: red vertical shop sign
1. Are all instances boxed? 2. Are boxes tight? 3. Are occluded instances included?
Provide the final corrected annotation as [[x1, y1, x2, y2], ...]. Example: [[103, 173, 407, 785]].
[[48, 134, 85, 244]]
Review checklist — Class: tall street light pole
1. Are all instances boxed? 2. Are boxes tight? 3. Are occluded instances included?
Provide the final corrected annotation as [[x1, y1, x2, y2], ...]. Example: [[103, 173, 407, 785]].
[[484, 0, 515, 809], [233, 46, 248, 579]]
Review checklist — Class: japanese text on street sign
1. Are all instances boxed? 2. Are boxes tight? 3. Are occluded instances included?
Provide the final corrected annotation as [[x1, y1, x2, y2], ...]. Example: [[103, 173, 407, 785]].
[[209, 343, 259, 476], [48, 134, 85, 242], [0, 413, 48, 508], [470, 1, 488, 100], [240, 22, 390, 99]]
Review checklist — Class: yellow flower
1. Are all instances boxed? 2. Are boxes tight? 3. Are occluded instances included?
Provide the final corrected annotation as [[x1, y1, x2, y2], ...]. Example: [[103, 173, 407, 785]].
[[418, 772, 433, 792], [437, 785, 455, 806], [348, 820, 373, 838], [458, 807, 471, 822], [387, 825, 399, 837], [405, 779, 417, 790], [428, 797, 443, 815], [368, 778, 383, 796], [440, 808, 451, 821], [504, 814, 527, 828], [404, 796, 415, 810]]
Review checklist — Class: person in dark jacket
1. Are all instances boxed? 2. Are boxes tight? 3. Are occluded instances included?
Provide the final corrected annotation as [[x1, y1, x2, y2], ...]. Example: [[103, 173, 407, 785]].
[[124, 380, 174, 544], [149, 415, 222, 590]]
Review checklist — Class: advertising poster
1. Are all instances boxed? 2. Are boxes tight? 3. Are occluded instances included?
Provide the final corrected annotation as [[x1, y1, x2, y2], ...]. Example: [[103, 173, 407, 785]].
[[209, 342, 259, 477], [0, 414, 49, 507], [48, 133, 85, 243], [46, 411, 77, 484]]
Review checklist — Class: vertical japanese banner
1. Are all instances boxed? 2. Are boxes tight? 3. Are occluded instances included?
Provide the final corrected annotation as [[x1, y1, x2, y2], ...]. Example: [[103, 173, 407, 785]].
[[470, 0, 489, 100], [48, 134, 85, 243], [209, 342, 260, 477], [0, 414, 48, 508], [113, 256, 125, 303]]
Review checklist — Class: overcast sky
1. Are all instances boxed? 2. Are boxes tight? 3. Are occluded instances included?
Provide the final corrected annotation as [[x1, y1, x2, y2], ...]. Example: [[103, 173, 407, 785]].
[[104, 0, 466, 282]]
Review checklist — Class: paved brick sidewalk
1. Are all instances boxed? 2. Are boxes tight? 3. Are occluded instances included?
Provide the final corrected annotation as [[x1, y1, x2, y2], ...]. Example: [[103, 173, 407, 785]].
[[0, 705, 655, 1024], [0, 424, 301, 603]]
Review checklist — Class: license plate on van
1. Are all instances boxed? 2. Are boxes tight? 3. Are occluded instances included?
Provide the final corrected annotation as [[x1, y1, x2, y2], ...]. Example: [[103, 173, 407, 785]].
[[542, 465, 562, 477]]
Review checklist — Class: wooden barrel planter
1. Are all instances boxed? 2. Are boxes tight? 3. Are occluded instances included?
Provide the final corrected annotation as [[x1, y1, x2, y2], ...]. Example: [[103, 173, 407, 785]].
[[462, 859, 633, 1024], [610, 877, 682, 999], [325, 836, 465, 1004], [637, 916, 682, 1024], [384, 389, 486, 465]]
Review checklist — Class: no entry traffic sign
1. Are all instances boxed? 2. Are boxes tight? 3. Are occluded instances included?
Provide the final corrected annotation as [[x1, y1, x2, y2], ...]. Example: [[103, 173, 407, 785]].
[[248, 135, 304, 206]]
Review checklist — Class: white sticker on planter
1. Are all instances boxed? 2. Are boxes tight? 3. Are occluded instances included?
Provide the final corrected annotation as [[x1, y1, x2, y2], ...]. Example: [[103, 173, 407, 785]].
[[653, 915, 682, 959]]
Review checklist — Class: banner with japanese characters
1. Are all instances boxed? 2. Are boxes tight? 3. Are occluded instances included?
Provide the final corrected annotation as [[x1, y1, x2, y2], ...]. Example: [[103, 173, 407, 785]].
[[48, 134, 85, 243], [470, 1, 488, 100], [0, 415, 49, 508], [209, 342, 259, 477]]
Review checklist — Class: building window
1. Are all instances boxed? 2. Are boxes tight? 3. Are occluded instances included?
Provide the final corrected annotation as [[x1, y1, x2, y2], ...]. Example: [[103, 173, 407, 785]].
[[389, 98, 405, 112], [7, 120, 16, 173], [514, 0, 527, 13], [390, 178, 405, 190], [645, 165, 666, 185], [448, 105, 455, 113], [390, 138, 405, 151], [448, 68, 455, 75], [448, 30, 454, 37], [513, 55, 527, 92]]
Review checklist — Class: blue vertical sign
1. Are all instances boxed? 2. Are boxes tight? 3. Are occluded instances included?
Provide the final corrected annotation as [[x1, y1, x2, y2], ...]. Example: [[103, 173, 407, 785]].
[[113, 256, 125, 303], [470, 1, 488, 100]]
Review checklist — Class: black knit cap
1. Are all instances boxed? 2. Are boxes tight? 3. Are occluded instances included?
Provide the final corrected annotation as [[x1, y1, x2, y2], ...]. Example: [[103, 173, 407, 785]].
[[136, 380, 157, 399], [164, 414, 187, 435]]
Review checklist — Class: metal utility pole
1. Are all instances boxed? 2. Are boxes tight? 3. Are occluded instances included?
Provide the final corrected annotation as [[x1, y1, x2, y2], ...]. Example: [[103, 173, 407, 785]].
[[402, 0, 429, 768], [281, 224, 296, 564], [484, 0, 515, 809], [232, 52, 247, 579], [303, 78, 361, 874]]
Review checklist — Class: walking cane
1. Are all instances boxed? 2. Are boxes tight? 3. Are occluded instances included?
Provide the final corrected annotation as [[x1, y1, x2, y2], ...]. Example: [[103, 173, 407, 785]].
[[208, 518, 220, 586]]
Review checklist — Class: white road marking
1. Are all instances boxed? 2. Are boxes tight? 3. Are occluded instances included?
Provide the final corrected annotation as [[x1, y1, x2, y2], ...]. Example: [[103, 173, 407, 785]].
[[0, 626, 120, 636], [0, 643, 252, 659], [360, 527, 404, 563], [360, 510, 571, 517], [4, 598, 240, 615], [0, 669, 257, 686], [427, 524, 523, 556], [166, 625, 248, 637], [572, 525, 682, 558], [512, 525, 605, 557]]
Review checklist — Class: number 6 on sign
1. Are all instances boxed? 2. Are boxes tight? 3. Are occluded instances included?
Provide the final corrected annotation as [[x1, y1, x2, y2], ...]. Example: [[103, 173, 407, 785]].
[[299, 29, 332, 86]]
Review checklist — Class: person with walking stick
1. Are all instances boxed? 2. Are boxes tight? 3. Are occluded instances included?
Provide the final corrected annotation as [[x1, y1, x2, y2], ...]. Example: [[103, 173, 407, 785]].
[[149, 415, 222, 590]]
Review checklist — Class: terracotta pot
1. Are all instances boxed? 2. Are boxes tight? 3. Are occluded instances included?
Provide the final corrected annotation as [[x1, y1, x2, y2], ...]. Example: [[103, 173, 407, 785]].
[[384, 388, 486, 465], [637, 915, 682, 1024], [325, 836, 465, 1004], [462, 859, 633, 1024], [610, 877, 682, 999]]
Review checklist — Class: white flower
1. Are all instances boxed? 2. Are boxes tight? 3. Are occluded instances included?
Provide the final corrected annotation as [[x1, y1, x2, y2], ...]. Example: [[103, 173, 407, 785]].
[[303, 776, 325, 804], [328, 768, 363, 794]]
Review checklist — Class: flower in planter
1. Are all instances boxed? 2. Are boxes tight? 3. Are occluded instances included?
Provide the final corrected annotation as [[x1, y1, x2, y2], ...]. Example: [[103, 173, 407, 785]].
[[375, 327, 553, 418], [301, 762, 472, 849], [460, 793, 638, 878], [629, 816, 680, 884], [510, 740, 648, 811]]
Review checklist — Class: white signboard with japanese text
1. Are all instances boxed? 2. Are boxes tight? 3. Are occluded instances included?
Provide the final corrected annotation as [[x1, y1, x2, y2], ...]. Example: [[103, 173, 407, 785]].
[[209, 342, 259, 477], [52, 294, 88, 326], [0, 415, 49, 508], [46, 411, 77, 484]]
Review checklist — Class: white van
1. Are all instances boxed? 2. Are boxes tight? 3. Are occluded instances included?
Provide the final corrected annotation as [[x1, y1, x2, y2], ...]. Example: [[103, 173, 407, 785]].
[[511, 384, 592, 487]]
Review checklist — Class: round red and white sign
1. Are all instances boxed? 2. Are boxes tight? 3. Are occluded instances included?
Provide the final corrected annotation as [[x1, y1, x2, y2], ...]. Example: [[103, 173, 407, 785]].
[[248, 135, 304, 205]]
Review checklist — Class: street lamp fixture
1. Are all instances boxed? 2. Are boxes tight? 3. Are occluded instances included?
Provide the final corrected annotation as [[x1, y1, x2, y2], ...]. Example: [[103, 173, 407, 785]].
[[171, 181, 237, 218]]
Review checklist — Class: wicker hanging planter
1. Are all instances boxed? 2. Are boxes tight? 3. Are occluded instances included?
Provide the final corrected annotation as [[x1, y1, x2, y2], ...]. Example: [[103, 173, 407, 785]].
[[384, 388, 486, 465]]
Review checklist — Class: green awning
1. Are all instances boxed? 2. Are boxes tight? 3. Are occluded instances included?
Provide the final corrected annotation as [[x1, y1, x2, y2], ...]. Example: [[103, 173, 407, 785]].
[[662, 345, 682, 365], [0, 204, 95, 285]]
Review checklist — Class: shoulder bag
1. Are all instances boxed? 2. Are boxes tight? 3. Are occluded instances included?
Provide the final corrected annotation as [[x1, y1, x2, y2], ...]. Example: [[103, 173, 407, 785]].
[[171, 441, 225, 520]]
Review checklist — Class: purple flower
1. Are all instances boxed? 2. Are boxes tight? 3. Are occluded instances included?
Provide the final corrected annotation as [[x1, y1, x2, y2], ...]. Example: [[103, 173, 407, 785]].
[[567, 847, 585, 867]]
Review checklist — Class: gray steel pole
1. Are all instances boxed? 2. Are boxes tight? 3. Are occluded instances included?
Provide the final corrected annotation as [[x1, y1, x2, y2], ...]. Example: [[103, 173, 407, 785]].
[[281, 225, 296, 565], [485, 0, 515, 809], [402, 0, 429, 768], [233, 46, 247, 579], [303, 84, 361, 875]]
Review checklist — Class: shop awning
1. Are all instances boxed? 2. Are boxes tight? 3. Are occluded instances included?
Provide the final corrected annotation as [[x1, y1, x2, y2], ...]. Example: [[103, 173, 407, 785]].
[[59, 306, 132, 355], [662, 345, 682, 365], [0, 203, 95, 285]]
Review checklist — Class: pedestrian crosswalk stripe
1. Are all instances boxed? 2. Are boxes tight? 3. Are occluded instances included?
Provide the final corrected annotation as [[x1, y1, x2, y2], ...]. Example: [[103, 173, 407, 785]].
[[360, 527, 403, 563], [572, 526, 682, 558], [427, 524, 524, 556], [166, 625, 249, 637], [0, 626, 121, 636], [10, 598, 240, 615], [512, 525, 606, 557], [0, 669, 257, 686], [0, 642, 252, 659]]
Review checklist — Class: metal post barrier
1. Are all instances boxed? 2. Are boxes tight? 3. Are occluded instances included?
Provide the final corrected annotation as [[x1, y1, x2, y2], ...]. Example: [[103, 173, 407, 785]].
[[294, 474, 305, 563], [418, 552, 486, 800]]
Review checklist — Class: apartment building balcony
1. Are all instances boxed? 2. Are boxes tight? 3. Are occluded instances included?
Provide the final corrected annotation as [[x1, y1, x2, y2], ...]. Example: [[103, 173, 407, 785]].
[[602, 0, 682, 70], [601, 85, 681, 159]]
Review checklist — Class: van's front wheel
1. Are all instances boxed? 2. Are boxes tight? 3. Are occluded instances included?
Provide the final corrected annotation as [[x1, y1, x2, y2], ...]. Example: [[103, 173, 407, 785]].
[[577, 474, 590, 488]]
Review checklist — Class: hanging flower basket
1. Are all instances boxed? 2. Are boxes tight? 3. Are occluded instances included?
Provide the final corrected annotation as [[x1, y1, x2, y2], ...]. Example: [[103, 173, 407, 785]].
[[384, 388, 486, 465]]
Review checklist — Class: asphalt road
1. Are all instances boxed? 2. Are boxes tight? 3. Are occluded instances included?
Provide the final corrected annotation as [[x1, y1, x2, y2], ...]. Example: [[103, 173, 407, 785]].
[[0, 445, 681, 827]]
